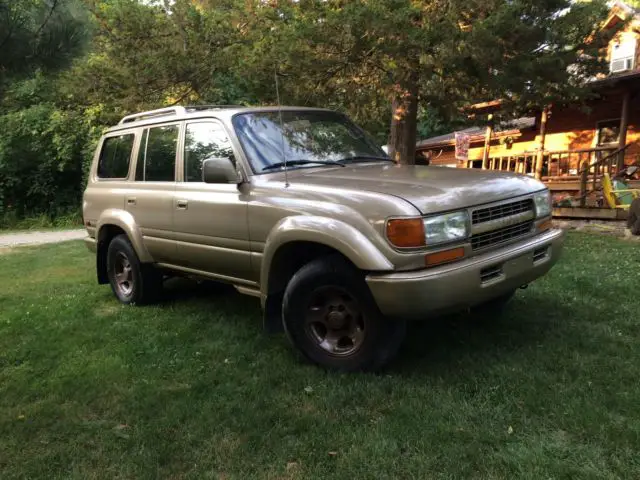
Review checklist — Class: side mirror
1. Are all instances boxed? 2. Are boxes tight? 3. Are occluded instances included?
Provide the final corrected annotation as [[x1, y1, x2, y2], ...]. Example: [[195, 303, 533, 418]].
[[202, 157, 242, 184]]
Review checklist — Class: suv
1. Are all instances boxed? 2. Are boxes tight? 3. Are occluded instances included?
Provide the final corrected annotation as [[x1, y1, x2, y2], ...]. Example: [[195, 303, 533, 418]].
[[83, 106, 565, 371]]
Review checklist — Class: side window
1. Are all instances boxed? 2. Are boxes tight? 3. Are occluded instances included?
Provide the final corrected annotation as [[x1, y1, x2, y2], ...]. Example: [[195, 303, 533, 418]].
[[184, 122, 235, 182], [97, 134, 134, 178], [135, 125, 179, 182]]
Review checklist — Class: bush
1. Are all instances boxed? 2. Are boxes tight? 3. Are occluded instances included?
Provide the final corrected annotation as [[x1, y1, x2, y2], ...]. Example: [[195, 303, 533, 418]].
[[0, 103, 102, 225]]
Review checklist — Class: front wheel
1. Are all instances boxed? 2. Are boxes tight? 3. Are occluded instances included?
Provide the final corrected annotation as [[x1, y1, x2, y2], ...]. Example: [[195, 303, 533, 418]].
[[282, 256, 406, 372], [106, 234, 162, 305]]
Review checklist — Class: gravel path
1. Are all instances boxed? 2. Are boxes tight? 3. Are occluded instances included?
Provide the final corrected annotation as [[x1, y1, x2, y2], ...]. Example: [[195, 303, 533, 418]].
[[0, 229, 86, 247]]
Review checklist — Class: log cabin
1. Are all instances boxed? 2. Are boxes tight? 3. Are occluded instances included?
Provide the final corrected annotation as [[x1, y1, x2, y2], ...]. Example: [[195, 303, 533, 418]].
[[416, 1, 640, 219]]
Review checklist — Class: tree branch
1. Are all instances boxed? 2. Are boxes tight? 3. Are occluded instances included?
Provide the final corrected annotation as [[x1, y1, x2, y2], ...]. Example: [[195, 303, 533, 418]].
[[33, 0, 59, 40]]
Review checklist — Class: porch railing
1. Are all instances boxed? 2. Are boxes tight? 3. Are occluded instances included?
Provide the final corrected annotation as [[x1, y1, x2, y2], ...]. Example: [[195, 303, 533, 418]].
[[471, 144, 633, 208], [575, 143, 632, 207], [470, 146, 619, 177]]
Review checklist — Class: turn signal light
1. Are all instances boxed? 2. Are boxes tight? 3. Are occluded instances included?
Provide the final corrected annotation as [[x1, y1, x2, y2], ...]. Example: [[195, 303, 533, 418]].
[[386, 218, 425, 248], [425, 247, 465, 267], [538, 219, 552, 232]]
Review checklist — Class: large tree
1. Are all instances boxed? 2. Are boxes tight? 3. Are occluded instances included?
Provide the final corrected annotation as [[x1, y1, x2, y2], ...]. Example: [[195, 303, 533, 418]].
[[63, 0, 615, 157], [241, 0, 613, 163]]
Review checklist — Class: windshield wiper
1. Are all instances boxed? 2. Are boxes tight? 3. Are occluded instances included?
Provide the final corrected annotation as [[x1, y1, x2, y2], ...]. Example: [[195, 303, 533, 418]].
[[262, 159, 345, 171], [338, 156, 396, 164]]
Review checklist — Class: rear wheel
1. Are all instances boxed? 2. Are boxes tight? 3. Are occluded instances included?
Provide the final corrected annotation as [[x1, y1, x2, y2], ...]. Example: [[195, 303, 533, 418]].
[[106, 234, 162, 305], [282, 255, 406, 372]]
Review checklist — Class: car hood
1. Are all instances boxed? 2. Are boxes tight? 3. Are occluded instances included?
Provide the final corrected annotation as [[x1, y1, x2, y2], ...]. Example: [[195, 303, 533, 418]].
[[292, 164, 545, 214]]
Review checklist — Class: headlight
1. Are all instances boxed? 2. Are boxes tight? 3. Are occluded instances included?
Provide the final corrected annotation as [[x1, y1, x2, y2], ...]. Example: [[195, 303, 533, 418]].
[[534, 190, 552, 218], [423, 211, 469, 245]]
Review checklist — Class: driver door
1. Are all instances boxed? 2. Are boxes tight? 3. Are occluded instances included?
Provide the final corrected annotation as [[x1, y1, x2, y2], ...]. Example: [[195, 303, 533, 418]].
[[172, 120, 252, 282]]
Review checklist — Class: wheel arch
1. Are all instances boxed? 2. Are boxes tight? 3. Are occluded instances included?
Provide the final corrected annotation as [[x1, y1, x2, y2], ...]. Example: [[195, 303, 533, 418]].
[[260, 216, 393, 300], [259, 216, 394, 333], [95, 209, 151, 284]]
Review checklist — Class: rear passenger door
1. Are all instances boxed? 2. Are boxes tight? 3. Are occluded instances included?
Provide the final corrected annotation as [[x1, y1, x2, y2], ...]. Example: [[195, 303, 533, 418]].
[[125, 123, 181, 263], [84, 131, 137, 230], [173, 120, 252, 281]]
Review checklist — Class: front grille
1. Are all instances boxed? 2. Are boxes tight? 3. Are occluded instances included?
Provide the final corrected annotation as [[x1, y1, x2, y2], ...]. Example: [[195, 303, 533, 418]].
[[472, 199, 534, 225], [471, 221, 533, 251]]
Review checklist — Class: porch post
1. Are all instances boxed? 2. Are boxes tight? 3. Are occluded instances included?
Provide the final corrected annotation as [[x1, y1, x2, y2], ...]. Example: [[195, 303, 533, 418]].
[[618, 89, 631, 171], [534, 106, 549, 180], [482, 113, 494, 169]]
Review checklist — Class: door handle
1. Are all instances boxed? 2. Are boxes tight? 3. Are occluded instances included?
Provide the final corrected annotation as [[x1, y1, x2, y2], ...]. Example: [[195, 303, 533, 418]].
[[176, 200, 188, 210], [127, 197, 136, 206]]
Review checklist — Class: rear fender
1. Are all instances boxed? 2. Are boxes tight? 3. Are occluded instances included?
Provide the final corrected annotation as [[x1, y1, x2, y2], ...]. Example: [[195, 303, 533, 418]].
[[96, 209, 152, 263]]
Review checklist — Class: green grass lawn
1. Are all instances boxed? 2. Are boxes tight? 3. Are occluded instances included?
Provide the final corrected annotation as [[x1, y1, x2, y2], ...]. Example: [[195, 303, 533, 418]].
[[1, 234, 639, 479]]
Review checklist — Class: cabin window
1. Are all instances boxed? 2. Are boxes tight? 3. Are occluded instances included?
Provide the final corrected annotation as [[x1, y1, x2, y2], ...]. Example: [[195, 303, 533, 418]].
[[610, 39, 636, 73], [596, 119, 621, 146]]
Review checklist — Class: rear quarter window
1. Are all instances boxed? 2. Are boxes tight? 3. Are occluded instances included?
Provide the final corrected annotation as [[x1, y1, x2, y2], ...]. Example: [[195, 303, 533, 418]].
[[97, 134, 135, 179]]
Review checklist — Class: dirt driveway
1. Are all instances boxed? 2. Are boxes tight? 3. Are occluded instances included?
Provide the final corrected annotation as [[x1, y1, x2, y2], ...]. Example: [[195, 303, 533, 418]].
[[0, 229, 86, 248]]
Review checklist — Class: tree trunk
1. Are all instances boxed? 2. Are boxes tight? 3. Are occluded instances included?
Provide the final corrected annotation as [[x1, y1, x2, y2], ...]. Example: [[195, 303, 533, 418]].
[[388, 70, 419, 165]]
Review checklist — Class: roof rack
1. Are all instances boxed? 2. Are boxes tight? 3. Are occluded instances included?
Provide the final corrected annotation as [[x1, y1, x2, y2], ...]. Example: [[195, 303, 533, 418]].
[[118, 105, 245, 125], [119, 107, 186, 125], [185, 105, 245, 111]]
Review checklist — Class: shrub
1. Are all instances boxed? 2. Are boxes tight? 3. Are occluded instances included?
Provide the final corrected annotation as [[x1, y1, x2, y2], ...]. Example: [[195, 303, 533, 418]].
[[0, 103, 103, 226]]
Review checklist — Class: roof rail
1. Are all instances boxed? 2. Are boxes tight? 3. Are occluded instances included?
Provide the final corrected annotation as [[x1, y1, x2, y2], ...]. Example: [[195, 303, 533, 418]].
[[119, 106, 187, 125], [185, 104, 244, 110]]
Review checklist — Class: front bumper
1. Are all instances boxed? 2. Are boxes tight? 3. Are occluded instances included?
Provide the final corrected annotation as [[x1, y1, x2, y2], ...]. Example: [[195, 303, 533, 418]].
[[366, 228, 565, 319]]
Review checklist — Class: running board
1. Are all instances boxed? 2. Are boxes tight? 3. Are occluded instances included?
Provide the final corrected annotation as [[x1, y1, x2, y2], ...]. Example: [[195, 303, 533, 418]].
[[234, 285, 261, 298]]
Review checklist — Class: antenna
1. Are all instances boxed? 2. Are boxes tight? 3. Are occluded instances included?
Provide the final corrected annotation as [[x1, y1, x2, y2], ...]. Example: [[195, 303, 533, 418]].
[[274, 66, 289, 188]]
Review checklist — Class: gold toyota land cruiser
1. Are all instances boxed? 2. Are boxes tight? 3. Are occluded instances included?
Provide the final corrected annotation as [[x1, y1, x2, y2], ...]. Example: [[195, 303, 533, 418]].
[[83, 106, 565, 371]]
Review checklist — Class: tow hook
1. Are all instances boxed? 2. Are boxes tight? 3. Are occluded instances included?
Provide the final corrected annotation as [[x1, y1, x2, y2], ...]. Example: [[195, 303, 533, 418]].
[[520, 284, 529, 290]]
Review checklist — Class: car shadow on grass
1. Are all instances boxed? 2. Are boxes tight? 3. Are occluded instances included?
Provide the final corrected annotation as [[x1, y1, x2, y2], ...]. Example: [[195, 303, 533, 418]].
[[159, 277, 264, 324], [392, 291, 582, 374], [151, 279, 584, 375]]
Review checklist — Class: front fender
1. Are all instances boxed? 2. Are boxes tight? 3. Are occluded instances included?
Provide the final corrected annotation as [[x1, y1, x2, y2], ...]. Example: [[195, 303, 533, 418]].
[[96, 209, 152, 263], [260, 216, 394, 295]]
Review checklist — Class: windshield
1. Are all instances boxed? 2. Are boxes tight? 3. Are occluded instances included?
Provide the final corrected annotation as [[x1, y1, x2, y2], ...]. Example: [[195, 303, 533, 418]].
[[232, 110, 388, 173]]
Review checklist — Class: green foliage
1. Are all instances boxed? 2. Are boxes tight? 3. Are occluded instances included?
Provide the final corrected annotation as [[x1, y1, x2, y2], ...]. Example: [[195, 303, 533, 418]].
[[0, 0, 90, 92], [0, 97, 103, 224]]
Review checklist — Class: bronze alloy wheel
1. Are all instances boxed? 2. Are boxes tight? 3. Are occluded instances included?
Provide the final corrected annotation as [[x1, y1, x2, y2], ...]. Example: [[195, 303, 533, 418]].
[[113, 251, 134, 297], [282, 255, 407, 371], [304, 286, 366, 357]]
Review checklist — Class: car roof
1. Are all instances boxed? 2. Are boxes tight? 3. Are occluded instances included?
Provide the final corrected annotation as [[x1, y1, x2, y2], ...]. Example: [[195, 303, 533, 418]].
[[105, 105, 334, 134]]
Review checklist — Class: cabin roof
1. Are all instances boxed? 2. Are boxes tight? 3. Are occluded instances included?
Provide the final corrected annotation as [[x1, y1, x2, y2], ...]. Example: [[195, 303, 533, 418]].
[[416, 117, 536, 149]]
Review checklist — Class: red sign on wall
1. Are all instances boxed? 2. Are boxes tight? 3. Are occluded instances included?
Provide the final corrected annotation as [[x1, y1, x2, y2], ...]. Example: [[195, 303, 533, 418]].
[[455, 132, 470, 161]]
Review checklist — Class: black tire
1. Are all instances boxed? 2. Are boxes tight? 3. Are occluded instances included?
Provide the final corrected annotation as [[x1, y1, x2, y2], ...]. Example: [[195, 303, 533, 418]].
[[282, 255, 406, 372], [106, 234, 162, 305], [472, 290, 516, 316]]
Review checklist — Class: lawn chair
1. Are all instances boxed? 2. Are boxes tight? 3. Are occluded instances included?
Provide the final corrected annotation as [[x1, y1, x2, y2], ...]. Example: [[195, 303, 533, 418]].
[[601, 173, 640, 210]]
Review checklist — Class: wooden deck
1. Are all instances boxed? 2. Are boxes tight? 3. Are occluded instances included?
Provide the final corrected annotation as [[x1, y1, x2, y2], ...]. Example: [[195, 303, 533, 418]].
[[471, 144, 638, 219], [552, 207, 628, 220]]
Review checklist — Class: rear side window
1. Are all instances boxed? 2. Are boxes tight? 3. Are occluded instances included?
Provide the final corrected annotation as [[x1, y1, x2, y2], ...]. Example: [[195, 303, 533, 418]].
[[97, 134, 134, 178], [135, 125, 179, 182]]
